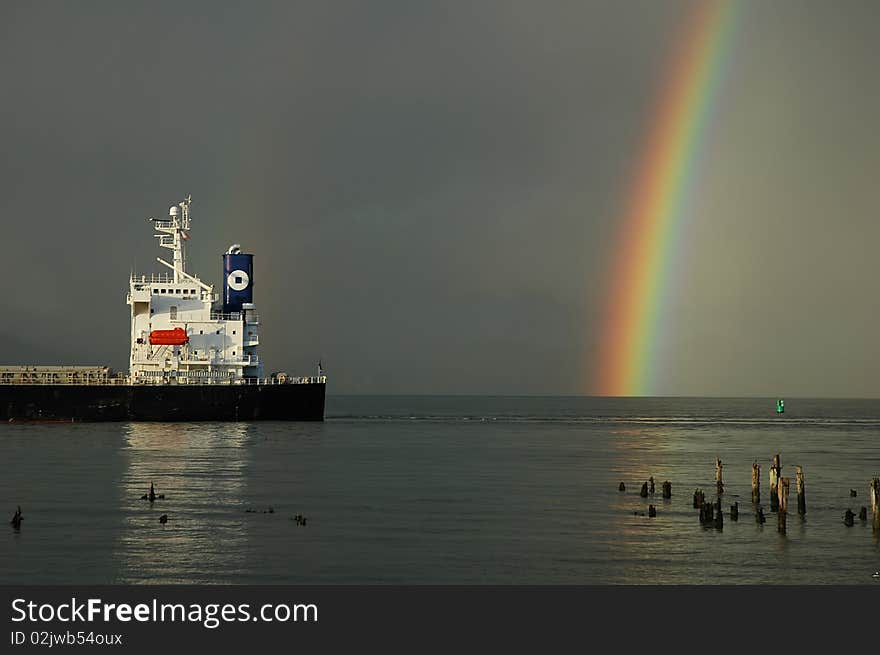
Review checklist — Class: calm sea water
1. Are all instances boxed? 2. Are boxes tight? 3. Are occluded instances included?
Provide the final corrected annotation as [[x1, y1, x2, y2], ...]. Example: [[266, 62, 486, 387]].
[[2, 396, 879, 585]]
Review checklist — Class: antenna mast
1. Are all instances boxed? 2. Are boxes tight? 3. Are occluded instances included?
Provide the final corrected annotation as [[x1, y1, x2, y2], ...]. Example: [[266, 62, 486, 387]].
[[153, 195, 192, 282]]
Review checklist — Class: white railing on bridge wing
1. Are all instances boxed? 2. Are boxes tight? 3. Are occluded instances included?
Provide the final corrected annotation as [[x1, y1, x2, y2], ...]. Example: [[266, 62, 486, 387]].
[[131, 273, 176, 284], [207, 311, 261, 324]]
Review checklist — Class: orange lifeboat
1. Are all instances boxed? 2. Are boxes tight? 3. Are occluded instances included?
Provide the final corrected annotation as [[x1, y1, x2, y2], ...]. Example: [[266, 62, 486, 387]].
[[149, 328, 189, 346]]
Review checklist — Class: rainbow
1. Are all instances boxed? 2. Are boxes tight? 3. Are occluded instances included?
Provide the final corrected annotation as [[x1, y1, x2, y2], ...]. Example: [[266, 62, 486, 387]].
[[594, 0, 740, 396]]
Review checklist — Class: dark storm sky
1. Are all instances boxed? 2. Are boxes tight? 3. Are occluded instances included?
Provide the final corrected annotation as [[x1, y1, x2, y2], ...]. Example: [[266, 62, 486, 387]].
[[1, 1, 878, 396]]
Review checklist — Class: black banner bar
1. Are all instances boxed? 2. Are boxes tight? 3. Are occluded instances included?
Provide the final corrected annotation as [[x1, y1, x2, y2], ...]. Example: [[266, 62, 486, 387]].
[[1, 586, 872, 651]]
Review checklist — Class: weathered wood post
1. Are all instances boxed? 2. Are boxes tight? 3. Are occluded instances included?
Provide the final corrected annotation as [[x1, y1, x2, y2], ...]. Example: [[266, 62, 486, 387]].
[[756, 506, 766, 524], [796, 466, 806, 516], [648, 504, 656, 518], [662, 481, 672, 499], [715, 457, 724, 494], [844, 509, 855, 526], [859, 506, 868, 522], [701, 499, 714, 525], [777, 476, 790, 534], [870, 478, 880, 532], [649, 476, 655, 495], [619, 482, 626, 492], [693, 489, 704, 509], [751, 461, 761, 504], [769, 454, 781, 512], [714, 498, 723, 530], [730, 501, 739, 521], [640, 481, 649, 498]]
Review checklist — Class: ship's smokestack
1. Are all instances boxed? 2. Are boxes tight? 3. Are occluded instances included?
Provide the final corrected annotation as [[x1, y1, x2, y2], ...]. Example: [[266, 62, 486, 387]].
[[223, 245, 253, 312]]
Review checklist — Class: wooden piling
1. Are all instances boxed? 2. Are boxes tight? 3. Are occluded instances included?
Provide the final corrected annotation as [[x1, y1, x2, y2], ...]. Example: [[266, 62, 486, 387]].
[[796, 466, 806, 516], [619, 482, 625, 492], [730, 501, 739, 521], [640, 481, 649, 498], [859, 506, 868, 522], [662, 481, 672, 499], [649, 476, 655, 494], [693, 488, 705, 509], [777, 476, 790, 534], [769, 454, 781, 512], [700, 500, 714, 525], [751, 461, 760, 504], [714, 498, 723, 530], [755, 506, 766, 524], [844, 509, 855, 526], [715, 457, 724, 494], [648, 504, 656, 518], [870, 478, 880, 532]]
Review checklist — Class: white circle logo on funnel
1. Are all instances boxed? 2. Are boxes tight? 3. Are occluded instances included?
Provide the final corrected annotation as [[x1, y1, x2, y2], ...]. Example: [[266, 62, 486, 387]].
[[227, 270, 250, 291]]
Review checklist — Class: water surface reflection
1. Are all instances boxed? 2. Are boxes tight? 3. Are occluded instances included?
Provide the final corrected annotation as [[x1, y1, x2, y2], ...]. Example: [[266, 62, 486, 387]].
[[114, 423, 250, 583]]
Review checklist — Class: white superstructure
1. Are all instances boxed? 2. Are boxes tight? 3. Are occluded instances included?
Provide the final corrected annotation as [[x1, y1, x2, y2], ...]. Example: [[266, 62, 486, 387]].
[[126, 196, 263, 384]]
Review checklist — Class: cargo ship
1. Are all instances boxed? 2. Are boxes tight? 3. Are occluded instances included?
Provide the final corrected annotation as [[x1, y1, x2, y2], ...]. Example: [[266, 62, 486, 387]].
[[1, 195, 326, 421]]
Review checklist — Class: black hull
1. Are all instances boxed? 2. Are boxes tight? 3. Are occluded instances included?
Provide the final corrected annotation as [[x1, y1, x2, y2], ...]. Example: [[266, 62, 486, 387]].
[[0, 383, 325, 422]]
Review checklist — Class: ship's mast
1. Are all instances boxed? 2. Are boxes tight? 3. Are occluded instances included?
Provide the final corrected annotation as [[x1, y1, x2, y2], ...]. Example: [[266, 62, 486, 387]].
[[153, 195, 192, 283]]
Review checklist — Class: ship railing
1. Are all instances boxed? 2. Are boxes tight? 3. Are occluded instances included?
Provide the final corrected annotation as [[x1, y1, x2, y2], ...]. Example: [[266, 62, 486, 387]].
[[127, 375, 327, 386], [210, 311, 242, 321], [177, 355, 260, 365], [236, 375, 327, 385], [205, 311, 261, 324], [2, 373, 327, 386], [0, 376, 130, 386], [130, 273, 176, 284]]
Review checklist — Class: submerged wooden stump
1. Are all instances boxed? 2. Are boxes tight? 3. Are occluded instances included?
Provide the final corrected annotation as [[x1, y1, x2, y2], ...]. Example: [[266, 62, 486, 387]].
[[730, 501, 739, 521], [693, 488, 705, 509], [844, 509, 855, 526], [640, 481, 649, 498], [662, 481, 672, 499], [648, 504, 657, 518], [796, 466, 806, 516], [649, 476, 655, 495], [714, 498, 723, 530], [769, 454, 781, 512], [870, 478, 880, 532], [755, 506, 766, 524], [751, 461, 761, 504], [715, 457, 724, 494], [619, 482, 626, 492], [777, 476, 790, 534], [700, 501, 715, 525], [859, 506, 868, 522]]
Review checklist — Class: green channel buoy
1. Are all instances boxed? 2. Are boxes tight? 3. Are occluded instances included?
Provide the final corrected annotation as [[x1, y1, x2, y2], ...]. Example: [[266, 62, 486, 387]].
[[776, 399, 785, 414]]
